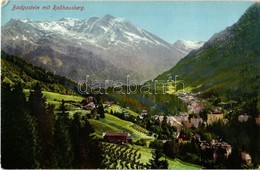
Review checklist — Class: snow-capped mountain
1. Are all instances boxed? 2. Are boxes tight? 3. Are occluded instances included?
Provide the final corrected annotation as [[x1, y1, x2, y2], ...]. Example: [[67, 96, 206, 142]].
[[15, 15, 172, 49], [172, 40, 204, 54], [1, 15, 202, 83]]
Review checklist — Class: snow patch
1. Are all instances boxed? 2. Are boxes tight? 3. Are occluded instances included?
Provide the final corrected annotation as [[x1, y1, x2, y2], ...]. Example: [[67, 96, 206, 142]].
[[22, 35, 28, 41], [12, 35, 19, 40], [176, 40, 204, 50]]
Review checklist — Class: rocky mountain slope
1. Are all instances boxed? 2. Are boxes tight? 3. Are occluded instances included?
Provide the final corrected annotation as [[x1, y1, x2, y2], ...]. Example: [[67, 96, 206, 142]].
[[2, 14, 202, 83]]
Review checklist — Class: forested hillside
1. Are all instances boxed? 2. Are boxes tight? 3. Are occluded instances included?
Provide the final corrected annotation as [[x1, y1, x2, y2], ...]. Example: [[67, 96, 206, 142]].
[[1, 51, 77, 94], [156, 4, 260, 98]]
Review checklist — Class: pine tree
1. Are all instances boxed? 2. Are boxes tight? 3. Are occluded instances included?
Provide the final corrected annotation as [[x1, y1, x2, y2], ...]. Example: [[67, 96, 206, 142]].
[[82, 119, 105, 168], [1, 82, 40, 168], [71, 113, 82, 168], [147, 149, 169, 169], [163, 139, 179, 159], [28, 83, 56, 168], [54, 100, 73, 168], [110, 110, 114, 115], [98, 104, 105, 118], [70, 113, 105, 168], [28, 82, 46, 119]]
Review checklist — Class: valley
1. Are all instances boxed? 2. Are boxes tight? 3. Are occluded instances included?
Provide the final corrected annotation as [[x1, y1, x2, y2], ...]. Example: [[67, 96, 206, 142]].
[[1, 2, 260, 169]]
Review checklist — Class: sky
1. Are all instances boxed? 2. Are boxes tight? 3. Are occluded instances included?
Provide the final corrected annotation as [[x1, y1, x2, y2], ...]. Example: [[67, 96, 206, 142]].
[[1, 1, 253, 43]]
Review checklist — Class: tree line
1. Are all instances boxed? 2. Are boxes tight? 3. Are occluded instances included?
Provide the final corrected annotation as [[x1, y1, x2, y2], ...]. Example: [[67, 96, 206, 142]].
[[2, 81, 170, 169], [1, 82, 103, 168]]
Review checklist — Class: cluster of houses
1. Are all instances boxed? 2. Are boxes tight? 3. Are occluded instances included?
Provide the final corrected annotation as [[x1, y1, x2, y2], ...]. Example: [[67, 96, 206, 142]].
[[153, 115, 183, 131], [182, 116, 204, 128], [178, 134, 233, 163], [153, 111, 225, 131], [199, 139, 232, 162], [178, 93, 204, 114], [82, 94, 257, 166], [81, 96, 96, 110]]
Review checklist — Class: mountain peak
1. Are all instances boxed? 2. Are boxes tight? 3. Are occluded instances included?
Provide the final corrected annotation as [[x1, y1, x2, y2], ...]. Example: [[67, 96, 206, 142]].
[[207, 3, 260, 45], [99, 14, 128, 24], [4, 18, 32, 29], [237, 3, 260, 24], [102, 14, 115, 20], [172, 40, 204, 54], [59, 17, 79, 22]]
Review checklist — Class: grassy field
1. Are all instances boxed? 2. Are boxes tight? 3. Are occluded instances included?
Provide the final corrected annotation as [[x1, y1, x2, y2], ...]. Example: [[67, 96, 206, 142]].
[[132, 145, 201, 169], [42, 91, 83, 102], [88, 119, 120, 137], [163, 81, 196, 95], [168, 158, 202, 169], [100, 114, 153, 140], [131, 145, 153, 164], [105, 104, 139, 117], [23, 89, 83, 102], [24, 89, 83, 109]]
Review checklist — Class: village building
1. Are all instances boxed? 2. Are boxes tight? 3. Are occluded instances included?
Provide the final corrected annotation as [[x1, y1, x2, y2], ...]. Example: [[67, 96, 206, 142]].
[[178, 93, 204, 114], [168, 116, 182, 128], [175, 115, 189, 123], [82, 102, 95, 110], [103, 132, 131, 144], [241, 152, 252, 164], [238, 114, 251, 122], [207, 110, 224, 124], [190, 117, 203, 128], [177, 131, 191, 144], [82, 96, 95, 105], [81, 96, 96, 110], [200, 139, 232, 162], [255, 116, 260, 126], [178, 114, 203, 129], [154, 115, 183, 131], [182, 120, 192, 129], [104, 100, 115, 106], [81, 102, 95, 110], [140, 110, 148, 116], [188, 102, 204, 114], [139, 110, 148, 119]]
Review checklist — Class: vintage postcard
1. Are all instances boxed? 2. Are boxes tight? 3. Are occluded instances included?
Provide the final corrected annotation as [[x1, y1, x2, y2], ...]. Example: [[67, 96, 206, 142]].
[[1, 0, 259, 169]]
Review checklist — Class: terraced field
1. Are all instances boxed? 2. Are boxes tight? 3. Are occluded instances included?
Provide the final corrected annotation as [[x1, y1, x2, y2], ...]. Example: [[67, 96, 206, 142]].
[[22, 90, 201, 169], [103, 143, 201, 169], [88, 119, 120, 138], [99, 114, 153, 140], [130, 124, 150, 135], [105, 104, 139, 117]]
